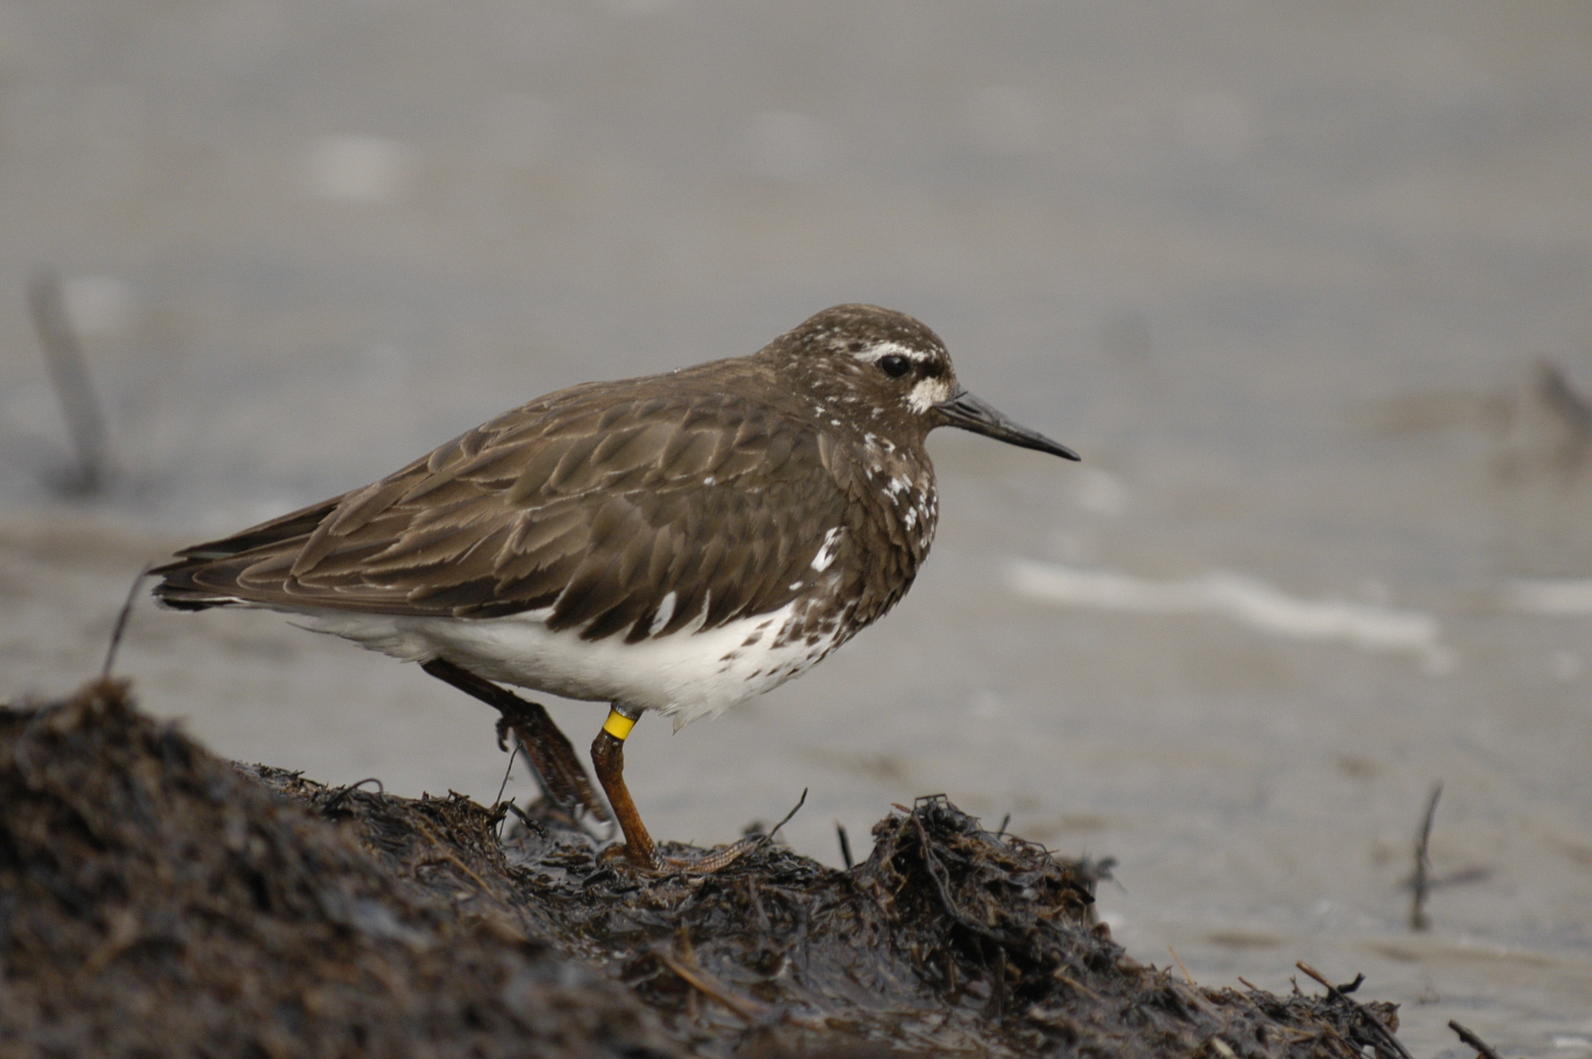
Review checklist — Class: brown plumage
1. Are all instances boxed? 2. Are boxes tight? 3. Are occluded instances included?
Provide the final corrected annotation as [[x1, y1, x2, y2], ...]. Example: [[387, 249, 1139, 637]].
[[153, 304, 1078, 870], [160, 364, 837, 634]]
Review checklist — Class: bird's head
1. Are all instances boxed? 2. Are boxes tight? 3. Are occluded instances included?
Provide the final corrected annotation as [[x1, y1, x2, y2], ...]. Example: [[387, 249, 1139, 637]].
[[766, 303, 1080, 460]]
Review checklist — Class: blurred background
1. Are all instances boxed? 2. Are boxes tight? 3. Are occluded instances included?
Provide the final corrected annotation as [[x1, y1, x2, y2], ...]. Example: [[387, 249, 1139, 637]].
[[3, 3, 1589, 1053]]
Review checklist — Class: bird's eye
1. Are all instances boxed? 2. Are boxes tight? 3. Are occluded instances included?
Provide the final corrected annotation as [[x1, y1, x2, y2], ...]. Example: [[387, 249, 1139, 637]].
[[878, 354, 911, 378]]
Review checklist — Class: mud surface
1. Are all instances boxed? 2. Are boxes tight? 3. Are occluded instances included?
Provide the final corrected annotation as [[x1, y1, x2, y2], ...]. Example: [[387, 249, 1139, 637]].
[[2, 680, 1409, 1057]]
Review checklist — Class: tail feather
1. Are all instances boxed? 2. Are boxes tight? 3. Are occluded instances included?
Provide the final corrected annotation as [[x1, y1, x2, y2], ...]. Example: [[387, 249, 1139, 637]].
[[151, 497, 339, 611], [149, 557, 249, 610]]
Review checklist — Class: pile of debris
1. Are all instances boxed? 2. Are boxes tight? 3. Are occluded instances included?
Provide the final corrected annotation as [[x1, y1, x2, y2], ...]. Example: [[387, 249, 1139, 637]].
[[1, 680, 1406, 1057]]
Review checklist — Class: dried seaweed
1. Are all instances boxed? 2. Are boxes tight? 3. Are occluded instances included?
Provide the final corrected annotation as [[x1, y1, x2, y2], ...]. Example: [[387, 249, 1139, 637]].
[[1, 680, 1407, 1057]]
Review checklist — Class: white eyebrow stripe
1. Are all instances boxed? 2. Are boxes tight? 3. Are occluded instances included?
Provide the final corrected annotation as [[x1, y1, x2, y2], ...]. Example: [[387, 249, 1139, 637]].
[[850, 340, 938, 364]]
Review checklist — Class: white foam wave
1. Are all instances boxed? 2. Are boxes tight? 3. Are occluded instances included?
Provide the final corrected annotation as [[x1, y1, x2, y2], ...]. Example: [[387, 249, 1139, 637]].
[[1502, 579, 1592, 616], [1005, 560, 1445, 661]]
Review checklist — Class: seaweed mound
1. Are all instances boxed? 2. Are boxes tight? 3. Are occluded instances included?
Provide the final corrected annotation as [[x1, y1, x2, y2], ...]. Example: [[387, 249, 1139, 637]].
[[1, 680, 1407, 1057], [0, 679, 672, 1059]]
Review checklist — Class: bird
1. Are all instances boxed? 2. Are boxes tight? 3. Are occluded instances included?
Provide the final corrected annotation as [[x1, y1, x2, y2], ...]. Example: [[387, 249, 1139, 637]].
[[152, 304, 1078, 870]]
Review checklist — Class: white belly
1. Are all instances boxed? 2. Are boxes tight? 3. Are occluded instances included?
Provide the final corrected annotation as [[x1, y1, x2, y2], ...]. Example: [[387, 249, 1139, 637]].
[[287, 598, 842, 730]]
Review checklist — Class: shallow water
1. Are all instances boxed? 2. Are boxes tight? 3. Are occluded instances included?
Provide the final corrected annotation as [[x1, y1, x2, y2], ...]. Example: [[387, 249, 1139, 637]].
[[4, 4, 1590, 1054]]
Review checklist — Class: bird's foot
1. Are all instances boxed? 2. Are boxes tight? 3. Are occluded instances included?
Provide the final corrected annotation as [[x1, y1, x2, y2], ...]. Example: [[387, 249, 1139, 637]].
[[492, 708, 613, 826], [420, 659, 614, 826], [597, 835, 762, 876]]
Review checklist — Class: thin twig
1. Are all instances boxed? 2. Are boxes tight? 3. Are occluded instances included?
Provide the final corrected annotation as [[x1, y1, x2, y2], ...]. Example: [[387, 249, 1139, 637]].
[[27, 267, 110, 494], [1411, 781, 1443, 931], [907, 810, 1005, 945], [1167, 945, 1195, 984], [321, 777, 385, 815], [749, 787, 808, 854], [1295, 962, 1355, 996], [1296, 962, 1413, 1059], [409, 816, 500, 899], [656, 949, 768, 1022], [671, 788, 812, 874], [1050, 969, 1101, 1000], [835, 821, 853, 869], [101, 566, 150, 679], [492, 742, 521, 839], [1448, 1020, 1506, 1059]]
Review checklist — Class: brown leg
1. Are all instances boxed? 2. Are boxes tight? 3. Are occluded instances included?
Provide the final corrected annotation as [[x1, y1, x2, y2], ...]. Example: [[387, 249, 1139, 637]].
[[421, 658, 610, 823], [590, 705, 658, 869], [589, 706, 776, 874]]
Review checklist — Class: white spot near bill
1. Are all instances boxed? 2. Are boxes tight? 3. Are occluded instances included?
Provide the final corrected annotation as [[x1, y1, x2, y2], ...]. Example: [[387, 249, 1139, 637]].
[[906, 376, 953, 413]]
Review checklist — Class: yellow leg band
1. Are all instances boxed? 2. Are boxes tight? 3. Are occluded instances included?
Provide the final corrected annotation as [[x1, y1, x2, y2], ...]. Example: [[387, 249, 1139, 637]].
[[602, 708, 637, 741]]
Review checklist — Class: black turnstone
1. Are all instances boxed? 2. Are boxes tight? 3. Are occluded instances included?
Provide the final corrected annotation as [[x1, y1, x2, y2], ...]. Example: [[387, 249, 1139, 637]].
[[153, 304, 1078, 869]]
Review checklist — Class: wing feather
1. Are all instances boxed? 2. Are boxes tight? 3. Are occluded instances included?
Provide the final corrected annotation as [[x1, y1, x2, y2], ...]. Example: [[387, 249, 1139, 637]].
[[153, 368, 853, 642]]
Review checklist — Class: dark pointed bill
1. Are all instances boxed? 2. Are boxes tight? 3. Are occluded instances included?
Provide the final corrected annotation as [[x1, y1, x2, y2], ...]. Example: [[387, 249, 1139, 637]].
[[934, 389, 1080, 461]]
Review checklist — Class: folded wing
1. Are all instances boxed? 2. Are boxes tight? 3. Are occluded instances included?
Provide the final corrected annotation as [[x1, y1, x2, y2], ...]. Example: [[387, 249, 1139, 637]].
[[153, 381, 846, 644]]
